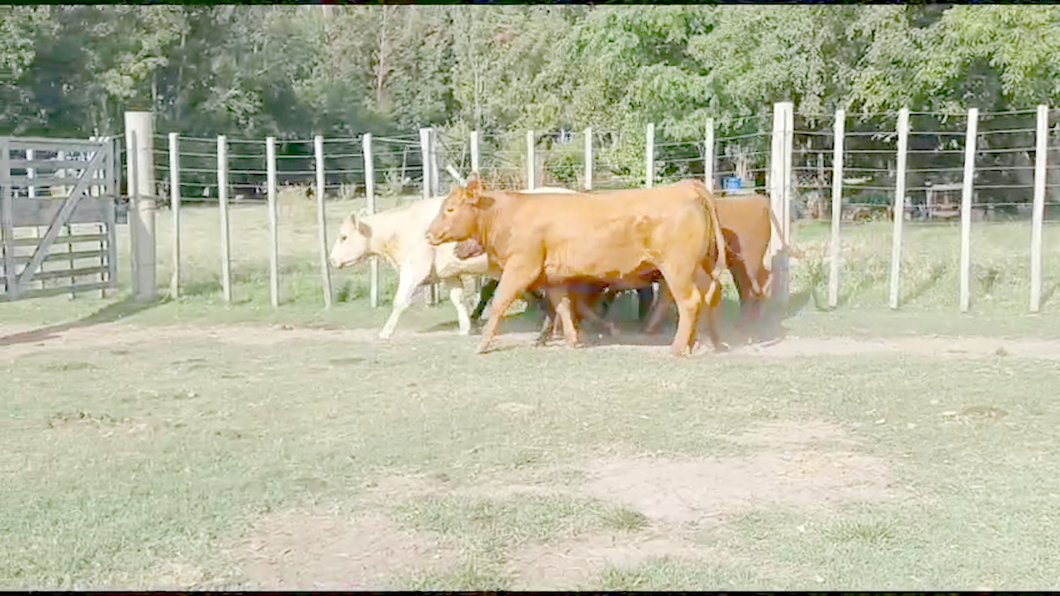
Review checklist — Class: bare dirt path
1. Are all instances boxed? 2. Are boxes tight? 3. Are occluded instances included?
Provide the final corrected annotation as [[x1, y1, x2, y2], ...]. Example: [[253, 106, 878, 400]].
[[3, 320, 1060, 361]]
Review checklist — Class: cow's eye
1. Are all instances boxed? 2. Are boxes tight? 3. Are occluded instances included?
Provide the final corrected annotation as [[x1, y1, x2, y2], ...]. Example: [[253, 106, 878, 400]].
[[445, 206, 454, 213]]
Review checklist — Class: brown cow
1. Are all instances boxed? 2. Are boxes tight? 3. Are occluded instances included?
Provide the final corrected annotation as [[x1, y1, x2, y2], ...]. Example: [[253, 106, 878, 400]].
[[425, 174, 726, 356], [459, 191, 781, 339], [715, 194, 773, 326]]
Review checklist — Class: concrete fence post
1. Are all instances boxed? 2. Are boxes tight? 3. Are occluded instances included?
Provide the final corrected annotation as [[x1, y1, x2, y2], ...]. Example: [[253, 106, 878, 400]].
[[124, 111, 157, 301], [217, 134, 232, 303], [363, 132, 379, 308], [315, 135, 333, 309], [768, 102, 794, 310], [888, 108, 911, 310], [266, 136, 279, 308], [959, 108, 979, 313], [168, 132, 181, 299], [827, 109, 845, 309], [1031, 105, 1049, 313]]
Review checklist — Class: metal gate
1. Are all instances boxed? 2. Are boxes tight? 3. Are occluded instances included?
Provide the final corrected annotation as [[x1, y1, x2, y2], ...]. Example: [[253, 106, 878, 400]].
[[0, 136, 119, 301]]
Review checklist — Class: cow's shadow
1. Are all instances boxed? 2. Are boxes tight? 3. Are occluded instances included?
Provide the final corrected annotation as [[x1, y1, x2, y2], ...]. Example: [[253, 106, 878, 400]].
[[0, 296, 158, 347], [424, 292, 800, 349]]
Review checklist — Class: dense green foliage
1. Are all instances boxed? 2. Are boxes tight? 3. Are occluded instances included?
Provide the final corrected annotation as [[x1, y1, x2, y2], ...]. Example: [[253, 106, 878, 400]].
[[3, 5, 1059, 200]]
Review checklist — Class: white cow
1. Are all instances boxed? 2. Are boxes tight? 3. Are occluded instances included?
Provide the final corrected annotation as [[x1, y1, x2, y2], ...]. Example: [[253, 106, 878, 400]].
[[329, 186, 575, 340]]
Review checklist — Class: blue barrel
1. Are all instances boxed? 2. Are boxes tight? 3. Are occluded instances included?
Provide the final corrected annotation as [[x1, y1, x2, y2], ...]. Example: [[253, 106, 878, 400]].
[[723, 176, 742, 193]]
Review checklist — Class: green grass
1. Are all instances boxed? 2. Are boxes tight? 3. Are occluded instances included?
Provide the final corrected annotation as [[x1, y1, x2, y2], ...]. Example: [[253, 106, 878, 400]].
[[4, 195, 1060, 590], [4, 331, 1060, 589]]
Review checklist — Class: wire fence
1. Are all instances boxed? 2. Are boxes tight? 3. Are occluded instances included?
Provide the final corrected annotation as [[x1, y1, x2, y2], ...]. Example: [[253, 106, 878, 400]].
[[6, 103, 1060, 315]]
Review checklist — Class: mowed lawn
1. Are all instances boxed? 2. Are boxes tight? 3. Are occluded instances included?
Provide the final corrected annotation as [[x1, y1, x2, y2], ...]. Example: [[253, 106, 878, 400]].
[[3, 195, 1060, 590]]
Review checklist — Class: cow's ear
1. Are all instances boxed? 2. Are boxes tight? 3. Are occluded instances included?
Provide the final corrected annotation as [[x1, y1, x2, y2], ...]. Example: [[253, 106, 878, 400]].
[[351, 214, 371, 236], [472, 193, 495, 210]]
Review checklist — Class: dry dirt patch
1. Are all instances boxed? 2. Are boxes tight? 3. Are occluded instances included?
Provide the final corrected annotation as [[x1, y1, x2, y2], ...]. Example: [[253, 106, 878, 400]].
[[582, 452, 895, 525], [238, 509, 459, 590], [234, 419, 899, 590], [580, 420, 900, 525], [508, 531, 725, 590]]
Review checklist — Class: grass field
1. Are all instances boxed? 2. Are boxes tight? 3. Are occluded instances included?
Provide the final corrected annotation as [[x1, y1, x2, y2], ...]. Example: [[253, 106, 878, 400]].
[[3, 193, 1060, 590]]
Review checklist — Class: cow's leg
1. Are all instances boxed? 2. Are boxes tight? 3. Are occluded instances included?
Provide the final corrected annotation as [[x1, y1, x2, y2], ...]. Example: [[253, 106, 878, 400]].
[[643, 280, 673, 335], [379, 255, 433, 340], [471, 278, 499, 322], [477, 263, 541, 354], [535, 288, 560, 345], [545, 285, 581, 348], [730, 259, 754, 330], [573, 291, 619, 337], [445, 276, 473, 335], [657, 261, 703, 357], [637, 286, 654, 321], [695, 264, 726, 352]]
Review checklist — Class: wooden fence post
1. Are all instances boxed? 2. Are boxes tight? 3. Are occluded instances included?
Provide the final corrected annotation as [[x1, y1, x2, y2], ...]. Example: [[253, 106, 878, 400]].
[[584, 127, 593, 191], [168, 132, 181, 299], [470, 130, 480, 174], [959, 108, 979, 313], [419, 128, 432, 201], [704, 118, 714, 192], [266, 136, 279, 308], [315, 135, 333, 309], [1031, 104, 1049, 313], [827, 109, 845, 309], [645, 123, 655, 189], [888, 108, 910, 310], [363, 132, 379, 309], [769, 102, 794, 310], [0, 137, 14, 300], [25, 149, 34, 198], [526, 129, 535, 190], [217, 135, 232, 303], [418, 128, 434, 306], [430, 127, 441, 198]]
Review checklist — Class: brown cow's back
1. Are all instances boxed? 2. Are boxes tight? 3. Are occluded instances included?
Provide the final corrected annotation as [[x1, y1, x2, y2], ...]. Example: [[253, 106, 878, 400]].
[[480, 190, 712, 287]]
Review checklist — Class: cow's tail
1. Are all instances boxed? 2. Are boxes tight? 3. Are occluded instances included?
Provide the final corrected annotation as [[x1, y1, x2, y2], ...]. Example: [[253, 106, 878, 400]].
[[764, 200, 804, 259], [693, 181, 728, 305]]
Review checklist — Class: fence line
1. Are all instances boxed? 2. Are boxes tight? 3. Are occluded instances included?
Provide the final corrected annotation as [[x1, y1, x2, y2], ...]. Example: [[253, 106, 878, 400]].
[[78, 102, 1058, 315]]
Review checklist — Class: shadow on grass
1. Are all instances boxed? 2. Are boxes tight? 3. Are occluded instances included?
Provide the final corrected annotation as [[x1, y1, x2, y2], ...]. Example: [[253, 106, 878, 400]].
[[441, 295, 793, 350], [1041, 282, 1058, 310], [0, 295, 160, 347], [901, 262, 950, 306]]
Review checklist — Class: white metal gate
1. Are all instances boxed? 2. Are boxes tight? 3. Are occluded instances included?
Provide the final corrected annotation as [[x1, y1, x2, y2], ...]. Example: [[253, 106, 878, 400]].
[[0, 136, 119, 301]]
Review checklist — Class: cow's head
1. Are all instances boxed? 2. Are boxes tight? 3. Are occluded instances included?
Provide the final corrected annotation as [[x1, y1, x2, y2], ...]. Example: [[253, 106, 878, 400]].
[[329, 212, 373, 268], [425, 171, 494, 246]]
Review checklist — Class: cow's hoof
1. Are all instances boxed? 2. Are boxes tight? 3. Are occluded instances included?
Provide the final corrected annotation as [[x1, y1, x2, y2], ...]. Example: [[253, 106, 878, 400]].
[[604, 323, 620, 337], [475, 342, 492, 355], [714, 341, 731, 353], [378, 331, 393, 341]]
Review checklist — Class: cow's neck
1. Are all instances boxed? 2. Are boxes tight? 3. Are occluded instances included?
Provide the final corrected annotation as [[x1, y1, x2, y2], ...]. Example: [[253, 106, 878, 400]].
[[475, 192, 514, 264], [364, 214, 401, 267]]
